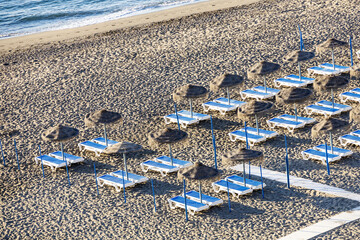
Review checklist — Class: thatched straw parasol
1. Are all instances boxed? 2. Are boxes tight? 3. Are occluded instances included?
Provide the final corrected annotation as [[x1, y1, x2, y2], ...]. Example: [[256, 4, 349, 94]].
[[178, 162, 219, 203], [42, 125, 79, 142], [284, 50, 315, 80], [313, 75, 349, 108], [311, 118, 349, 153], [350, 106, 360, 124], [316, 38, 348, 70], [247, 61, 280, 93], [276, 88, 312, 121], [85, 109, 122, 146], [173, 84, 208, 118], [148, 128, 187, 166], [238, 100, 273, 134], [210, 74, 244, 104]]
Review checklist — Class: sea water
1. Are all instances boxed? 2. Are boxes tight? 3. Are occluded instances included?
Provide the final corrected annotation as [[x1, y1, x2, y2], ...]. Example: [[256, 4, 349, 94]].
[[0, 0, 205, 39]]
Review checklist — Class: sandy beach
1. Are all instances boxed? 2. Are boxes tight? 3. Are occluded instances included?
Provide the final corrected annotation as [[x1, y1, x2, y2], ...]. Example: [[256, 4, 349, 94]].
[[1, 0, 360, 239]]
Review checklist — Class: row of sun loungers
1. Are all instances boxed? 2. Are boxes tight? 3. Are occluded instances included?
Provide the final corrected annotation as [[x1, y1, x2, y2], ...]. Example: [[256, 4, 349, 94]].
[[302, 144, 353, 165], [240, 86, 280, 100], [229, 127, 278, 146], [202, 97, 246, 115], [308, 63, 350, 76], [79, 137, 119, 156], [274, 75, 315, 88], [339, 130, 360, 147], [340, 88, 360, 103], [35, 152, 84, 172], [141, 156, 193, 176]]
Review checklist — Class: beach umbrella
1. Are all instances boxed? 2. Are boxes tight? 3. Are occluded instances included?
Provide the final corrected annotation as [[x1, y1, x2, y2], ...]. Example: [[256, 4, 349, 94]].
[[210, 73, 244, 104], [238, 100, 273, 135], [311, 118, 349, 154], [284, 50, 315, 81], [84, 109, 122, 146], [276, 88, 312, 121], [247, 61, 280, 93], [313, 75, 349, 108], [41, 125, 79, 186], [178, 162, 219, 203], [316, 38, 348, 70], [103, 141, 142, 180], [173, 84, 208, 118], [148, 128, 187, 166]]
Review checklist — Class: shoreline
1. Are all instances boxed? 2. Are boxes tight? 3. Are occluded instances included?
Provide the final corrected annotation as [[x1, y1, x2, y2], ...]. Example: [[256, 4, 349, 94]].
[[0, 0, 260, 54]]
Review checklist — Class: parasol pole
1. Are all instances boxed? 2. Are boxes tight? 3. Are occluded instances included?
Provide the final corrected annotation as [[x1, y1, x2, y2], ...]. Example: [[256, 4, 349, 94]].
[[325, 142, 330, 175], [245, 121, 249, 149], [331, 89, 334, 109], [123, 153, 129, 180], [260, 164, 264, 198], [298, 62, 302, 81], [93, 163, 99, 196], [294, 103, 298, 122], [242, 161, 246, 187], [189, 99, 193, 118], [151, 179, 157, 212], [174, 103, 180, 130], [199, 180, 202, 203], [0, 139, 5, 166], [169, 144, 173, 166], [298, 24, 304, 50], [263, 76, 267, 93], [227, 87, 231, 105], [329, 132, 334, 154], [183, 179, 188, 221], [61, 142, 71, 187], [226, 179, 231, 212], [38, 144, 45, 178], [14, 140, 20, 170], [285, 135, 290, 189], [350, 36, 354, 67], [255, 115, 260, 136], [210, 116, 217, 169], [122, 170, 126, 203], [331, 47, 335, 70], [104, 124, 108, 147]]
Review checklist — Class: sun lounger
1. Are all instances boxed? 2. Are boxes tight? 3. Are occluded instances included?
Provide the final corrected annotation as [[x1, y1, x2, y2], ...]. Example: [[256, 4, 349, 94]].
[[168, 196, 209, 215], [213, 97, 246, 107], [184, 190, 223, 207], [339, 91, 360, 103], [314, 144, 352, 157], [49, 151, 84, 164], [212, 180, 253, 198], [78, 141, 107, 156], [202, 101, 238, 115], [284, 75, 315, 84], [351, 130, 360, 137], [304, 104, 342, 117], [307, 66, 341, 75], [240, 90, 274, 100], [240, 126, 278, 139], [154, 155, 193, 168], [164, 114, 199, 128], [177, 110, 210, 121], [315, 100, 352, 113], [35, 155, 67, 172], [91, 137, 118, 146], [140, 160, 179, 176], [252, 86, 280, 95], [225, 175, 265, 190], [267, 118, 305, 132], [228, 130, 267, 146], [351, 88, 360, 94], [339, 134, 360, 147], [111, 170, 149, 184], [274, 78, 308, 88], [301, 149, 341, 165], [278, 114, 316, 125], [97, 174, 135, 192], [320, 63, 350, 73]]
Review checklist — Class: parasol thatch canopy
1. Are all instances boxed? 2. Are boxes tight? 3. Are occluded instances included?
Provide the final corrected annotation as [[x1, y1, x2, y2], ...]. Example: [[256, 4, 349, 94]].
[[173, 84, 208, 102], [177, 162, 219, 181], [41, 125, 79, 142], [284, 50, 315, 63], [103, 141, 142, 155], [350, 106, 360, 123], [276, 88, 312, 104], [210, 74, 244, 91], [238, 100, 273, 120], [313, 75, 349, 92], [148, 128, 187, 147], [85, 109, 122, 127], [222, 148, 263, 166], [247, 61, 280, 79], [317, 38, 348, 49], [311, 118, 349, 138]]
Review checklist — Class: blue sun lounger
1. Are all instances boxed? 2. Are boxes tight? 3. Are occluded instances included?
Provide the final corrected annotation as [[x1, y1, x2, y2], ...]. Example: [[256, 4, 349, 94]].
[[304, 104, 342, 117], [229, 130, 267, 146], [339, 134, 360, 147], [177, 110, 210, 121], [212, 180, 253, 198], [267, 118, 305, 132], [315, 100, 352, 113], [320, 63, 350, 73], [313, 144, 353, 157], [253, 86, 280, 95], [49, 151, 84, 164], [284, 75, 315, 84], [308, 66, 341, 75], [164, 114, 199, 128], [202, 101, 238, 115], [78, 141, 107, 156], [301, 149, 341, 165], [111, 170, 149, 184], [140, 160, 179, 176], [168, 196, 209, 215], [91, 137, 119, 146], [351, 130, 360, 137], [351, 88, 360, 94], [340, 91, 360, 103], [277, 114, 316, 125], [240, 89, 275, 100], [154, 156, 193, 168], [35, 155, 67, 172], [240, 126, 278, 139], [184, 190, 223, 207], [225, 175, 265, 190], [213, 97, 246, 107], [97, 174, 135, 192], [274, 78, 308, 88]]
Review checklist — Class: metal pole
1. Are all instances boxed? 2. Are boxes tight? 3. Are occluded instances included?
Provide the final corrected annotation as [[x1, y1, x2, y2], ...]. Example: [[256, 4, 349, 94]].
[[183, 179, 188, 221], [242, 161, 246, 187], [263, 76, 267, 93], [94, 163, 99, 195], [255, 115, 259, 135], [104, 124, 108, 147], [226, 179, 231, 212], [227, 87, 230, 105], [350, 36, 354, 67], [210, 116, 217, 169], [38, 144, 45, 178], [151, 179, 156, 212], [190, 99, 193, 118], [332, 48, 335, 70], [0, 139, 5, 166], [14, 140, 20, 170], [245, 121, 249, 149], [199, 181, 202, 203], [325, 142, 330, 175], [174, 103, 180, 130], [122, 170, 126, 203], [331, 89, 334, 109], [298, 62, 302, 81], [249, 161, 251, 179], [123, 153, 129, 180], [61, 142, 71, 187], [330, 132, 334, 154], [294, 103, 298, 122], [285, 135, 290, 189], [260, 165, 264, 199], [169, 144, 173, 166]]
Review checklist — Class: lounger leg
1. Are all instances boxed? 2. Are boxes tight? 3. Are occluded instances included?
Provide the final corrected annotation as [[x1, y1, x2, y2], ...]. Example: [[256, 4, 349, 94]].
[[229, 135, 236, 142], [51, 166, 56, 173], [115, 186, 121, 192], [160, 171, 167, 177], [203, 105, 209, 112], [188, 209, 195, 216], [169, 201, 175, 210], [213, 185, 220, 193], [220, 110, 226, 115], [98, 179, 104, 187], [180, 123, 187, 129], [140, 164, 148, 173]]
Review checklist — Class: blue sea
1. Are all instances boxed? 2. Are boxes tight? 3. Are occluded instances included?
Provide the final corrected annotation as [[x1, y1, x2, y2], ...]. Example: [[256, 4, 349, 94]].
[[0, 0, 205, 39]]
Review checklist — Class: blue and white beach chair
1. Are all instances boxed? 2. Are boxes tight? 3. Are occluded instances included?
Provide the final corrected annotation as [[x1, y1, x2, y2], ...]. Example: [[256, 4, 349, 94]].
[[225, 175, 265, 190], [164, 114, 199, 129], [339, 134, 360, 147], [253, 86, 280, 95], [97, 174, 135, 192], [184, 190, 223, 207], [304, 104, 342, 117], [35, 155, 67, 172], [284, 75, 315, 84], [240, 86, 279, 101], [78, 140, 107, 156], [140, 160, 179, 176], [213, 97, 246, 108], [91, 137, 118, 146], [313, 144, 353, 157], [301, 149, 341, 165], [340, 91, 360, 103], [307, 66, 341, 76], [154, 156, 193, 168], [274, 78, 309, 88], [315, 100, 352, 113], [49, 151, 84, 164], [319, 63, 350, 73], [110, 170, 149, 184], [168, 196, 210, 215], [351, 130, 360, 137], [228, 130, 267, 146], [267, 117, 305, 132], [240, 126, 278, 139], [177, 110, 210, 121], [212, 180, 253, 198], [202, 101, 238, 115], [277, 114, 316, 125]]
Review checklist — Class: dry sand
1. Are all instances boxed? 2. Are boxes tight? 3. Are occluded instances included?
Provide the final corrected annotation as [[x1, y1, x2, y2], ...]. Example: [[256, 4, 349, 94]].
[[1, 0, 360, 239]]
